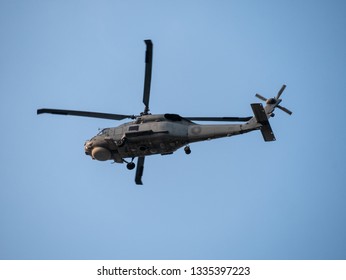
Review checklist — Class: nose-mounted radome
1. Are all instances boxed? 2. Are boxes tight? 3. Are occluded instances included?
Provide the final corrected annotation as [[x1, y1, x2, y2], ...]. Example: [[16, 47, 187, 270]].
[[84, 139, 111, 161]]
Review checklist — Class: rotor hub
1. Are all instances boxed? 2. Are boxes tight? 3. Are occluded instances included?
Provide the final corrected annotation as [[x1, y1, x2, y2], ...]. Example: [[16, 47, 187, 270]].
[[266, 98, 277, 105]]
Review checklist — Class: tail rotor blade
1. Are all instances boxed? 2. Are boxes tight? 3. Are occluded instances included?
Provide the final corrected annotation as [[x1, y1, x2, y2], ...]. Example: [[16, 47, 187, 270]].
[[276, 84, 286, 99], [143, 40, 153, 114], [277, 105, 292, 115], [255, 93, 267, 102]]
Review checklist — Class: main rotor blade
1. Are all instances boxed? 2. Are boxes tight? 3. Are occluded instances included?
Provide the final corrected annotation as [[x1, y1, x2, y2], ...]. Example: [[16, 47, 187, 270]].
[[37, 108, 135, 120], [135, 156, 145, 185], [276, 84, 286, 99], [185, 116, 252, 122], [143, 40, 153, 114]]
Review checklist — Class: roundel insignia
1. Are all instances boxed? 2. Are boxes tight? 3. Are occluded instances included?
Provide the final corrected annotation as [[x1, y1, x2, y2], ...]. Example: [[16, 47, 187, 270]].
[[191, 126, 202, 135]]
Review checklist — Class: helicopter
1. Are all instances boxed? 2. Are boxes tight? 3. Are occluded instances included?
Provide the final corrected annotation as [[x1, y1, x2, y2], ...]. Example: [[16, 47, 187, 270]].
[[37, 40, 292, 185]]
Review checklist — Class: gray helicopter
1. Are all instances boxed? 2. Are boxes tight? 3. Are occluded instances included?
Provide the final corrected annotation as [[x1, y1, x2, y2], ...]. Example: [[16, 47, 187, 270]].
[[37, 40, 292, 185]]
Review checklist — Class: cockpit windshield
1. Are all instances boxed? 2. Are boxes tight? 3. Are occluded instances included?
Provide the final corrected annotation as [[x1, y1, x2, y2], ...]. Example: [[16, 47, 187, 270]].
[[97, 128, 110, 136]]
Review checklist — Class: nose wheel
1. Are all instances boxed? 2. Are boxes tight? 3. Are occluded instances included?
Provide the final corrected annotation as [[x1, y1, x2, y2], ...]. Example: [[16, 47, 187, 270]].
[[184, 145, 191, 155]]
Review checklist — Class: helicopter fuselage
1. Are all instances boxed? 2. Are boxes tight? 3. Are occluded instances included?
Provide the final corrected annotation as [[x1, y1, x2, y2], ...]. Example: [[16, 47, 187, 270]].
[[84, 113, 260, 164]]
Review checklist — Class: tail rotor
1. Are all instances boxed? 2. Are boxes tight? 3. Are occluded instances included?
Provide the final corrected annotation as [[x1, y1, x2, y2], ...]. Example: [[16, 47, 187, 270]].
[[255, 84, 292, 115]]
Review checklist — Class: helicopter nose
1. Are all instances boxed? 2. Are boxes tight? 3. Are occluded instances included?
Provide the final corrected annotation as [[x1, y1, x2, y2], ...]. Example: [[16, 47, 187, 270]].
[[84, 140, 93, 156]]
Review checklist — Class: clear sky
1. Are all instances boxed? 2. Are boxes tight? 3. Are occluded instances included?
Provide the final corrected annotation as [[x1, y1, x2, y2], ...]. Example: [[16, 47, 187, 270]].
[[1, 0, 346, 260]]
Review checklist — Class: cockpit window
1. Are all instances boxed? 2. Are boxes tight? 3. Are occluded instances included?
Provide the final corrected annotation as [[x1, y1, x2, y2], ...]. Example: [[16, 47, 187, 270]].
[[97, 128, 109, 136]]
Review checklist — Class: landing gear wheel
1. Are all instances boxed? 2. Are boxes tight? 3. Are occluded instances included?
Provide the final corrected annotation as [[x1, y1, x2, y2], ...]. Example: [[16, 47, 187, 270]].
[[184, 146, 191, 155], [127, 162, 135, 170]]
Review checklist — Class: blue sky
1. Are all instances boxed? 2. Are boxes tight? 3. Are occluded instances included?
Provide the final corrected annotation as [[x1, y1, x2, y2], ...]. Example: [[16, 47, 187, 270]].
[[1, 0, 346, 259]]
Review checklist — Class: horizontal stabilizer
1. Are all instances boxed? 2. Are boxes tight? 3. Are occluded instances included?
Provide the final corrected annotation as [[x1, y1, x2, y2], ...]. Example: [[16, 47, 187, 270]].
[[251, 103, 276, 142]]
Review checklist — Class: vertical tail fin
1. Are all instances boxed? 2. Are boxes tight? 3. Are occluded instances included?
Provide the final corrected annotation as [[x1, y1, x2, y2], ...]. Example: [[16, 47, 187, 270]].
[[251, 103, 276, 142]]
